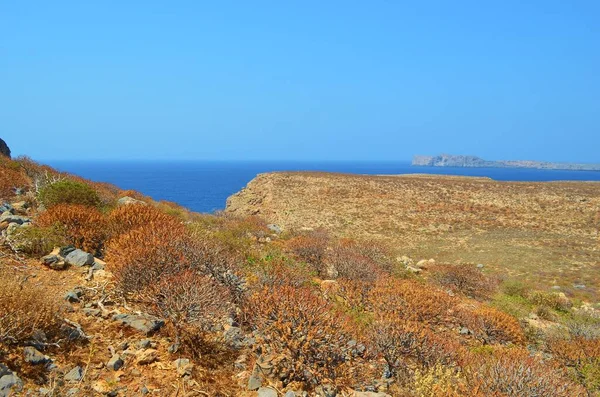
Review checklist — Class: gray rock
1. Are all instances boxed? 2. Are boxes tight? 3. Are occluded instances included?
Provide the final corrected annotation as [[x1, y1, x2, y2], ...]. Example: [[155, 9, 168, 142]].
[[136, 349, 158, 365], [257, 387, 278, 397], [0, 363, 23, 396], [173, 358, 193, 377], [315, 385, 337, 397], [0, 214, 30, 225], [112, 313, 164, 335], [247, 373, 262, 391], [117, 196, 146, 206], [41, 254, 67, 270], [83, 308, 101, 317], [66, 388, 80, 397], [574, 284, 586, 289], [224, 326, 254, 349], [64, 249, 94, 267], [59, 246, 76, 257], [267, 224, 282, 234], [138, 339, 152, 349], [107, 354, 123, 371], [23, 347, 50, 365], [285, 392, 296, 397], [64, 366, 84, 382], [459, 327, 471, 335], [352, 392, 392, 397], [0, 203, 12, 213], [476, 264, 485, 269], [141, 385, 149, 395], [64, 290, 81, 303]]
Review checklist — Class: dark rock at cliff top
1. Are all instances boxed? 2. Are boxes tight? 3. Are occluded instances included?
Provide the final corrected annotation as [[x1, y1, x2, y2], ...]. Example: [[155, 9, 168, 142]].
[[0, 139, 10, 158]]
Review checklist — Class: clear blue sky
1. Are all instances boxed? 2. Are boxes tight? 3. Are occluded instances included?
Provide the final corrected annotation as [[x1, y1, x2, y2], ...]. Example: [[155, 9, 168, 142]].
[[2, 1, 599, 162]]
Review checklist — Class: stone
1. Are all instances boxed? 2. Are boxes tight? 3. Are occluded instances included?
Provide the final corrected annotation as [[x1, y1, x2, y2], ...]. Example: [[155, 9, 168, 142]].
[[92, 258, 106, 270], [224, 326, 254, 349], [173, 358, 194, 377], [64, 290, 81, 303], [315, 384, 337, 397], [11, 201, 28, 212], [138, 339, 152, 349], [64, 249, 94, 267], [415, 259, 428, 268], [476, 264, 485, 269], [285, 392, 297, 397], [136, 349, 159, 365], [0, 203, 12, 213], [0, 213, 30, 225], [257, 387, 278, 397], [406, 266, 422, 274], [107, 354, 124, 371], [66, 388, 80, 397], [112, 313, 164, 335], [0, 138, 10, 158], [140, 385, 149, 395], [573, 284, 586, 289], [351, 392, 392, 397], [59, 245, 76, 257], [0, 363, 23, 396], [64, 366, 84, 382], [117, 196, 146, 206], [247, 373, 262, 391], [459, 327, 471, 335], [41, 254, 67, 270], [551, 285, 561, 290], [267, 224, 282, 233], [83, 308, 101, 317], [23, 346, 50, 365]]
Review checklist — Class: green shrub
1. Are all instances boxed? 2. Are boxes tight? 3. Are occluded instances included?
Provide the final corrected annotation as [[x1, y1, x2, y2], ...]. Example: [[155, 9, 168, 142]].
[[502, 280, 529, 298], [7, 225, 67, 256], [528, 291, 571, 312], [38, 180, 101, 208]]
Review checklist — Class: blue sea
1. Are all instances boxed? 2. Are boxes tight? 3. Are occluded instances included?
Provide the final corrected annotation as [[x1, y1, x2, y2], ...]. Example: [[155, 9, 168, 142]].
[[48, 161, 600, 214]]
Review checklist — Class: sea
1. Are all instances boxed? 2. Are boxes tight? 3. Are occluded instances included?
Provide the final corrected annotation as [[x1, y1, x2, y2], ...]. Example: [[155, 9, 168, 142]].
[[48, 161, 600, 214]]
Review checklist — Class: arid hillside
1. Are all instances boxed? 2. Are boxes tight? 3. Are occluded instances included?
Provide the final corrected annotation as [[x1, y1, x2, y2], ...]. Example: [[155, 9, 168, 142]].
[[227, 172, 600, 298]]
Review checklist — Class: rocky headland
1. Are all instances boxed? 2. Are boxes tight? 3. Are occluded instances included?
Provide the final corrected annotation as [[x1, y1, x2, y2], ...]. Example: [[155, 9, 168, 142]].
[[412, 154, 600, 171]]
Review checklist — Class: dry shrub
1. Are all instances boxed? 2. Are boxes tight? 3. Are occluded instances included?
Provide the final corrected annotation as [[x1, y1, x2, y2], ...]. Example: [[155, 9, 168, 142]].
[[108, 203, 182, 237], [0, 273, 62, 346], [137, 270, 232, 357], [246, 285, 355, 388], [369, 315, 461, 381], [413, 363, 469, 397], [0, 158, 29, 199], [251, 256, 314, 289], [528, 291, 572, 312], [462, 347, 588, 397], [331, 279, 374, 324], [548, 337, 600, 368], [324, 239, 385, 281], [105, 222, 191, 295], [37, 204, 108, 255], [369, 277, 455, 326], [7, 225, 67, 257], [462, 306, 525, 345], [430, 264, 496, 300], [285, 228, 330, 271]]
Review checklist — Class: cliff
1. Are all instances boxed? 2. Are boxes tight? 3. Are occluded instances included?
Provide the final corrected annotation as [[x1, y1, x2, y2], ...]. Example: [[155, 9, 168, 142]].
[[412, 154, 600, 171], [0, 138, 11, 158]]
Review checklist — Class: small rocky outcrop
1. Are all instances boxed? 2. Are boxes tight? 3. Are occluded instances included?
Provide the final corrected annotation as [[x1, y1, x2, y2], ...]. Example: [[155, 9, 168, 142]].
[[0, 139, 10, 158], [112, 313, 164, 335]]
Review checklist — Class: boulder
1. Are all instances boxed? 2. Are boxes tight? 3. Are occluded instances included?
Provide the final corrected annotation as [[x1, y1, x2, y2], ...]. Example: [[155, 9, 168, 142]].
[[64, 249, 94, 267], [0, 363, 23, 396], [112, 313, 164, 335], [106, 354, 123, 371], [23, 347, 50, 365], [64, 366, 84, 382], [257, 387, 278, 397], [117, 197, 146, 206], [0, 139, 10, 158]]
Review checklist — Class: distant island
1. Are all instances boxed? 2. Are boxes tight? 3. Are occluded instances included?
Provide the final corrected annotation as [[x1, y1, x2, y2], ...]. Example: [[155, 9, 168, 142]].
[[412, 154, 600, 171]]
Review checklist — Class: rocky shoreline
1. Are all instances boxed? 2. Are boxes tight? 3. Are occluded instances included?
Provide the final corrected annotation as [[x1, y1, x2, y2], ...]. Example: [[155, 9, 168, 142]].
[[412, 154, 600, 171]]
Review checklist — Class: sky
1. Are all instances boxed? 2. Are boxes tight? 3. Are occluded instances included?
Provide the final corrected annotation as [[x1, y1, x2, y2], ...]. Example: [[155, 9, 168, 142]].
[[1, 1, 599, 162]]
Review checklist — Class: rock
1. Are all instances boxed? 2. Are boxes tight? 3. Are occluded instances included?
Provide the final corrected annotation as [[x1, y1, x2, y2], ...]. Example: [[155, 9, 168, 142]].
[[117, 196, 146, 206], [112, 313, 164, 335], [0, 363, 23, 396], [173, 358, 194, 377], [267, 224, 282, 234], [257, 387, 278, 397], [573, 284, 586, 290], [247, 373, 262, 391], [107, 354, 124, 371], [476, 264, 485, 269], [66, 388, 80, 397], [224, 326, 254, 349], [92, 258, 106, 270], [41, 254, 67, 270], [64, 249, 94, 267], [0, 139, 10, 158], [59, 246, 76, 257], [0, 213, 30, 225], [351, 392, 391, 397], [140, 385, 149, 395], [64, 290, 82, 303], [136, 349, 159, 365], [138, 339, 152, 349], [459, 327, 471, 335], [415, 259, 428, 268], [11, 201, 28, 212], [315, 384, 337, 397], [397, 256, 413, 266], [551, 285, 561, 290], [23, 347, 50, 365], [83, 308, 101, 317], [285, 392, 297, 397], [0, 203, 12, 213], [64, 366, 84, 382], [406, 266, 422, 274]]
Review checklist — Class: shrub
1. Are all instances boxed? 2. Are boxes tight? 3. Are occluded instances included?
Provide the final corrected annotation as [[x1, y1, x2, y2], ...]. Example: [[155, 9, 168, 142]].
[[430, 264, 496, 300], [0, 272, 62, 346], [251, 256, 314, 289], [502, 279, 529, 298], [413, 363, 468, 397], [462, 306, 525, 345], [369, 277, 455, 326], [137, 270, 232, 357], [0, 159, 29, 199], [324, 239, 385, 281], [37, 204, 108, 255], [285, 228, 330, 272], [246, 285, 355, 388], [108, 203, 182, 237], [6, 225, 67, 256], [462, 347, 588, 397], [528, 291, 571, 312], [37, 180, 100, 208]]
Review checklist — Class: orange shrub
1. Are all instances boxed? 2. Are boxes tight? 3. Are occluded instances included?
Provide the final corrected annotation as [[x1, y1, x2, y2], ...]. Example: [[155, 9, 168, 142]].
[[108, 203, 182, 237], [37, 204, 108, 255], [369, 277, 456, 326], [462, 306, 525, 345], [0, 159, 29, 199], [324, 240, 385, 281], [285, 229, 330, 272], [548, 337, 600, 368], [430, 264, 496, 300], [251, 256, 314, 289], [246, 285, 356, 388], [462, 347, 587, 396]]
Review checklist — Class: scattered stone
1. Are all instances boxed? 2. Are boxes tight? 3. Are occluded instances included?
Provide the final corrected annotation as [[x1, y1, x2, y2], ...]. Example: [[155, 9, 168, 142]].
[[112, 313, 164, 335], [23, 347, 50, 365], [64, 290, 81, 303], [83, 308, 101, 317], [59, 246, 76, 257], [247, 373, 262, 391], [257, 387, 278, 397], [11, 201, 28, 212], [64, 366, 84, 382], [140, 385, 149, 395], [267, 224, 282, 233], [64, 249, 94, 267], [0, 203, 12, 213], [117, 196, 146, 206], [573, 284, 586, 290], [0, 213, 30, 225], [459, 327, 471, 335], [315, 384, 337, 397], [107, 354, 124, 371], [476, 264, 484, 269], [138, 339, 152, 349], [351, 392, 391, 397], [66, 388, 80, 397], [285, 392, 297, 397], [406, 266, 422, 274], [41, 254, 67, 270], [224, 326, 254, 349], [0, 363, 23, 396], [136, 349, 159, 365], [92, 258, 106, 270], [415, 259, 428, 268], [173, 358, 194, 377]]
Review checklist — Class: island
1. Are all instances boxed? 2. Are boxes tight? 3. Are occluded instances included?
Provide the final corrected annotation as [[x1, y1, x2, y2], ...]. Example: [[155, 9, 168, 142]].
[[412, 154, 600, 171]]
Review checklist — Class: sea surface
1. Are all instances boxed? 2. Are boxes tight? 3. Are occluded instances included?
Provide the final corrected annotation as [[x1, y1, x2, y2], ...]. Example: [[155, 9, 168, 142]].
[[48, 161, 600, 213]]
